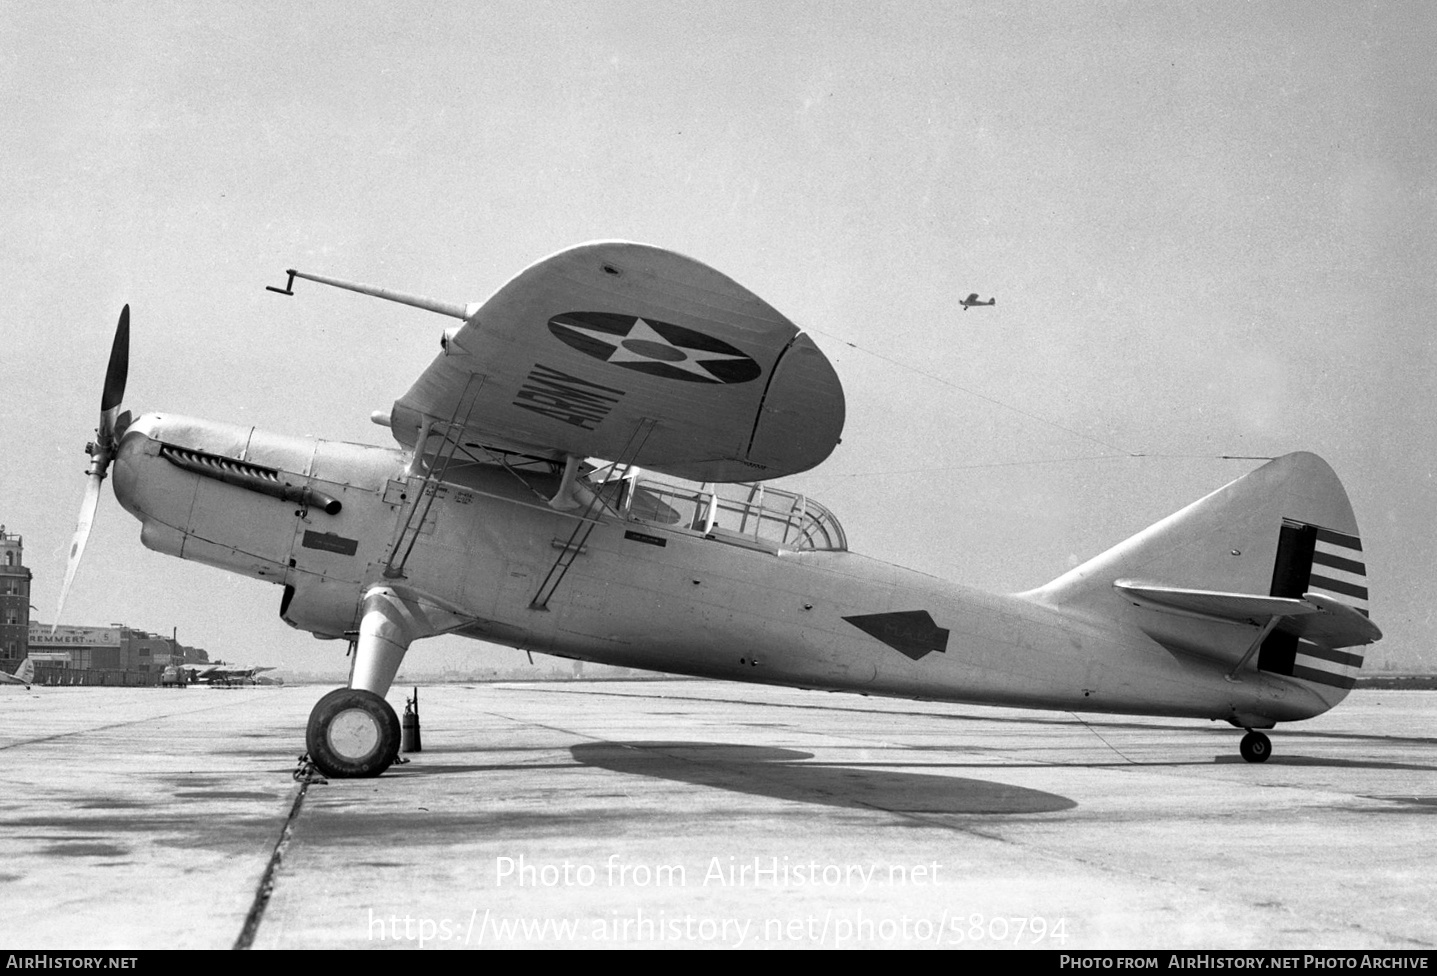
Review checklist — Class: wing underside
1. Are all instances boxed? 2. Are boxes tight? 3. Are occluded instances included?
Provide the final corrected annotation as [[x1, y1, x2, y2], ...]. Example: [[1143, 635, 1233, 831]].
[[388, 242, 846, 482]]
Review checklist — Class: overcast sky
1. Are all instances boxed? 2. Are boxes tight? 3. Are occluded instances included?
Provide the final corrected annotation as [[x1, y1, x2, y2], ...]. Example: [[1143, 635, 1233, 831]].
[[4, 1, 1433, 675]]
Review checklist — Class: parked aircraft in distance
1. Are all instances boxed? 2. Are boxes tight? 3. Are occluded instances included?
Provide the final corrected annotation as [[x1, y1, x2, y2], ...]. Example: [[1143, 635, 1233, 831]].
[[0, 657, 35, 689], [183, 663, 278, 686], [57, 242, 1379, 777]]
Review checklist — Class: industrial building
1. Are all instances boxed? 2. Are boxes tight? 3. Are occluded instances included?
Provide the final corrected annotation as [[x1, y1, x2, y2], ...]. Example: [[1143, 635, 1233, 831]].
[[1, 526, 33, 672], [26, 622, 213, 685], [1, 524, 213, 685]]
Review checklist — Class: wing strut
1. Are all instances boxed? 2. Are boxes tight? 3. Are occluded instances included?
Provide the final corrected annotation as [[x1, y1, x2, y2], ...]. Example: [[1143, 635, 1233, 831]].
[[1224, 615, 1283, 683], [383, 374, 485, 580], [529, 418, 657, 611]]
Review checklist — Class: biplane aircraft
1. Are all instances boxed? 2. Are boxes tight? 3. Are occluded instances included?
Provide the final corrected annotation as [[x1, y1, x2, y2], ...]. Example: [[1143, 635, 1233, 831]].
[[58, 242, 1380, 777]]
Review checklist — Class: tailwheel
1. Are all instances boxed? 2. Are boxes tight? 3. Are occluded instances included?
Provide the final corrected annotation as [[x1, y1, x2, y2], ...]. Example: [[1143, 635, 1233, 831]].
[[306, 688, 401, 778], [1239, 730, 1272, 764]]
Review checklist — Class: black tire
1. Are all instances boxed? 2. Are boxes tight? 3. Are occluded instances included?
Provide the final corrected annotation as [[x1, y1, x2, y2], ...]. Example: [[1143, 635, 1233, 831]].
[[1240, 730, 1272, 764], [306, 688, 401, 778]]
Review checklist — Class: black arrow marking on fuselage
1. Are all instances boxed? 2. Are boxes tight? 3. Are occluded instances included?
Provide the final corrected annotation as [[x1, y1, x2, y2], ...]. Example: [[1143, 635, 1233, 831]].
[[843, 610, 950, 661]]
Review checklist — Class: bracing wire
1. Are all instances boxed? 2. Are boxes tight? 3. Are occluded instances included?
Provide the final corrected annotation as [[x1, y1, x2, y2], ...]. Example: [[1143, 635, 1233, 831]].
[[805, 325, 1272, 476]]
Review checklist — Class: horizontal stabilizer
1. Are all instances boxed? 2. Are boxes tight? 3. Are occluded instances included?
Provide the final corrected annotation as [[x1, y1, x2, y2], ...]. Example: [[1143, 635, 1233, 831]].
[[1114, 581, 1310, 621], [1114, 580, 1382, 650], [1293, 592, 1383, 647]]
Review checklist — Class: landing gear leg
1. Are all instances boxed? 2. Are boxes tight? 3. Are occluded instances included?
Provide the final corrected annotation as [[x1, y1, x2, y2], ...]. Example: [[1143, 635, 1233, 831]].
[[1240, 730, 1272, 764], [304, 585, 469, 779]]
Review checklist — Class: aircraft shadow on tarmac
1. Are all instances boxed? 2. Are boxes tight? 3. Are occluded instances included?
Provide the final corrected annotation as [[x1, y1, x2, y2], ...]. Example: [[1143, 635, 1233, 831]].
[[553, 688, 1437, 748], [566, 741, 1077, 815]]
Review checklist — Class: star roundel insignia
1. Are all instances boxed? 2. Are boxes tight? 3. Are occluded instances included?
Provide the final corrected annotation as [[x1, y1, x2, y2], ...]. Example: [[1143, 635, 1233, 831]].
[[547, 312, 762, 384]]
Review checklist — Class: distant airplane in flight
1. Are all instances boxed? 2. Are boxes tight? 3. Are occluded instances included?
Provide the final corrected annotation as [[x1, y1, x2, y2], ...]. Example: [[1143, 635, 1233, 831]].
[[960, 293, 995, 311]]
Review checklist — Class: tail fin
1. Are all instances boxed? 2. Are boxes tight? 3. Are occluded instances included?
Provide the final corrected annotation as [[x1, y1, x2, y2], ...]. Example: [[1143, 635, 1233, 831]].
[[1027, 453, 1378, 697], [11, 657, 35, 686]]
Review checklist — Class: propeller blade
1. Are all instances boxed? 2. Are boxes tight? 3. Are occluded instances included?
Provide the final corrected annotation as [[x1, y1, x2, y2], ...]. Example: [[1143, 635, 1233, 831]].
[[53, 472, 104, 633], [99, 305, 130, 442], [56, 306, 132, 632]]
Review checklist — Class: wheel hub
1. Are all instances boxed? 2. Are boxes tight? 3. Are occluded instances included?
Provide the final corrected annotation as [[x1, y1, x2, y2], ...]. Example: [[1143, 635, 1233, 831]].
[[328, 707, 382, 760]]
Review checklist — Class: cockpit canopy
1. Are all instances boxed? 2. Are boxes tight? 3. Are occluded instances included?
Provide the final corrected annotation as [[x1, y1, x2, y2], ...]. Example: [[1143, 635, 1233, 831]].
[[616, 473, 846, 553]]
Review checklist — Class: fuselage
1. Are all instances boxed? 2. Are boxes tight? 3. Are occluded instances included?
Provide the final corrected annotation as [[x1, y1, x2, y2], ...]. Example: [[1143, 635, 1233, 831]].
[[111, 412, 1333, 727]]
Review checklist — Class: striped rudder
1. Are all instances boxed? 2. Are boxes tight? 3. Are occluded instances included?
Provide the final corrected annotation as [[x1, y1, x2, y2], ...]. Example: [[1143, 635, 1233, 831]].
[[1258, 520, 1369, 689]]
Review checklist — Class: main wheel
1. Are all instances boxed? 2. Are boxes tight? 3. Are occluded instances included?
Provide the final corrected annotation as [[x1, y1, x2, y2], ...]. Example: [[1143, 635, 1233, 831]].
[[1239, 730, 1272, 764], [306, 688, 401, 778]]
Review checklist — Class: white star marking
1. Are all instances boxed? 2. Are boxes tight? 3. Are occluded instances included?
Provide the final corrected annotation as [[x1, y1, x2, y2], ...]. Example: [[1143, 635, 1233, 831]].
[[563, 317, 751, 381]]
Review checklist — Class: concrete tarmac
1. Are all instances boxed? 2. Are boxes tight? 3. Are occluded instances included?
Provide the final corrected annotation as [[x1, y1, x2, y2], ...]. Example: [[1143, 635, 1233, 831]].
[[1, 681, 1434, 950]]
